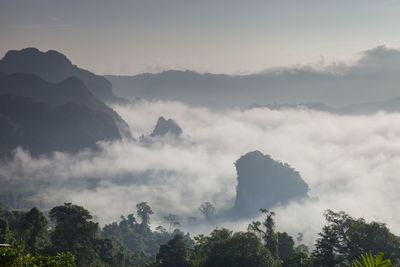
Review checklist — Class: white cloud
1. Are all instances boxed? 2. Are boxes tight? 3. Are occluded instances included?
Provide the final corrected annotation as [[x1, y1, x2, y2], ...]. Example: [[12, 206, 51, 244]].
[[3, 100, 400, 245]]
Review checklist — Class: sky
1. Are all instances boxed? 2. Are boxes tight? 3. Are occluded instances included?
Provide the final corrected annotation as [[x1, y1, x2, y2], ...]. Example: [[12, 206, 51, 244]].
[[1, 0, 400, 75]]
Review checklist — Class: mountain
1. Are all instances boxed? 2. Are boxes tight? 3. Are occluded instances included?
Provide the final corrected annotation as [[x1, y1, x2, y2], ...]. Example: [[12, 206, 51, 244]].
[[105, 47, 400, 109], [233, 151, 309, 216], [150, 116, 182, 137], [0, 47, 123, 103], [106, 70, 247, 108], [250, 97, 400, 115], [0, 94, 120, 157], [339, 97, 400, 114], [105, 70, 365, 109], [0, 73, 131, 139]]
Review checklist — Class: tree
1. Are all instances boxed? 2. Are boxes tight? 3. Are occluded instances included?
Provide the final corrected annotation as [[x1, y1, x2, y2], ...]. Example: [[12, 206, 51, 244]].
[[313, 225, 340, 267], [192, 228, 273, 267], [284, 245, 313, 267], [248, 208, 279, 259], [2, 210, 26, 239], [198, 202, 216, 220], [96, 238, 119, 266], [278, 232, 294, 261], [22, 207, 48, 254], [313, 210, 400, 266], [102, 222, 122, 241], [136, 202, 153, 232], [153, 234, 191, 267], [0, 217, 11, 244], [163, 214, 180, 233], [0, 243, 76, 267], [49, 203, 99, 266], [127, 213, 137, 230]]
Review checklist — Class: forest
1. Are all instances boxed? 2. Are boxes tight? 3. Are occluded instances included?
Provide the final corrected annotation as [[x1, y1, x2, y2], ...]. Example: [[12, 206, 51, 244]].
[[2, 2, 400, 267], [1, 202, 398, 267]]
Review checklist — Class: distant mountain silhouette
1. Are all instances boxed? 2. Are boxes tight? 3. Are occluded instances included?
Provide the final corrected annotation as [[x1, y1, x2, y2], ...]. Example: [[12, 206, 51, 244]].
[[150, 116, 182, 137], [106, 47, 400, 109], [0, 94, 120, 157], [0, 47, 124, 103], [0, 73, 131, 138], [107, 70, 361, 108], [338, 97, 400, 114], [233, 151, 309, 216], [250, 97, 400, 114]]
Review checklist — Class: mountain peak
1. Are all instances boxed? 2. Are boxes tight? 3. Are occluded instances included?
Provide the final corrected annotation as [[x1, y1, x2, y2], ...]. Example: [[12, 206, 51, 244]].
[[3, 47, 72, 66], [60, 76, 86, 87], [233, 151, 309, 216], [150, 116, 182, 137], [0, 47, 119, 102]]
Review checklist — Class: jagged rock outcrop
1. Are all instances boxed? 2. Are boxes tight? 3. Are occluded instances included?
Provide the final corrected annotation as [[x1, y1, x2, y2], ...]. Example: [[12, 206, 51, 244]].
[[233, 151, 309, 216], [150, 117, 182, 137]]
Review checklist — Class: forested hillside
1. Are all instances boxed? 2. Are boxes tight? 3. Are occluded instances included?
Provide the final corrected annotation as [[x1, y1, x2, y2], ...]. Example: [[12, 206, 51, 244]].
[[1, 202, 399, 266]]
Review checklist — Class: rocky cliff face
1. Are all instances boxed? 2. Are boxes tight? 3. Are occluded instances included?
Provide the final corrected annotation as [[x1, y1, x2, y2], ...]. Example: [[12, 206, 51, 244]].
[[233, 151, 309, 216], [150, 116, 182, 137]]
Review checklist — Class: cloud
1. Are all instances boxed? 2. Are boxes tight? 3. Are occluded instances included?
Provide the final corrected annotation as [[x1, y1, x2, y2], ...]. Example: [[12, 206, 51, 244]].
[[108, 46, 400, 109], [2, 100, 400, 245]]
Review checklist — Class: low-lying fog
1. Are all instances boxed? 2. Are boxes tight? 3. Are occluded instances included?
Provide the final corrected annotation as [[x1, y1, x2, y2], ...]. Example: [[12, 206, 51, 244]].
[[3, 100, 400, 247]]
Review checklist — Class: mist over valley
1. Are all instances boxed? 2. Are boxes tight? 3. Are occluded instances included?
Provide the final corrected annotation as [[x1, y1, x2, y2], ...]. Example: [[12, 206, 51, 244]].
[[2, 2, 400, 264]]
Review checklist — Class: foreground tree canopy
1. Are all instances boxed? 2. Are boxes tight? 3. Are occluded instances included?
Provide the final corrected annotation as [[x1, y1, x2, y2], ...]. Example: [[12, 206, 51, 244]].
[[1, 201, 400, 267]]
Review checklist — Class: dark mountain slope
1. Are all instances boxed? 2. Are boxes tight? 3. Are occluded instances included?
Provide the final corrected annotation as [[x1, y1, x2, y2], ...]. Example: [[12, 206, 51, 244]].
[[0, 73, 131, 138], [0, 47, 123, 103], [0, 94, 120, 157]]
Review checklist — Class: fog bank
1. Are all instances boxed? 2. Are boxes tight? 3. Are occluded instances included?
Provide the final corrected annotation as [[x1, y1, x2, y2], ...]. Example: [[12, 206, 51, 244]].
[[2, 100, 400, 246]]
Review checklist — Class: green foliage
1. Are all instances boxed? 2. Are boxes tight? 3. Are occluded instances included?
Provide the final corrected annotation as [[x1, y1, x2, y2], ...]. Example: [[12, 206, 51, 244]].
[[248, 208, 279, 259], [136, 202, 154, 233], [152, 234, 191, 267], [96, 237, 122, 266], [0, 243, 76, 267], [314, 210, 400, 266], [192, 228, 273, 267], [278, 232, 294, 261], [4, 200, 400, 267], [0, 217, 11, 244], [352, 251, 393, 267], [283, 245, 313, 267], [2, 210, 26, 239], [49, 203, 99, 266], [313, 225, 340, 267], [22, 207, 48, 254], [101, 203, 180, 266]]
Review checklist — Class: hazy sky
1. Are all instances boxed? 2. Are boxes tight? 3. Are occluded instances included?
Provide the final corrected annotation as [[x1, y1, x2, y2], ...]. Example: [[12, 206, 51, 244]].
[[1, 0, 400, 75]]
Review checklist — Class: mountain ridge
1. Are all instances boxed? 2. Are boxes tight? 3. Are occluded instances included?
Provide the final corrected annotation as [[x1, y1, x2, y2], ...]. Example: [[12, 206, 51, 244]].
[[105, 46, 400, 109], [0, 47, 124, 103], [0, 73, 131, 139], [0, 94, 121, 157]]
